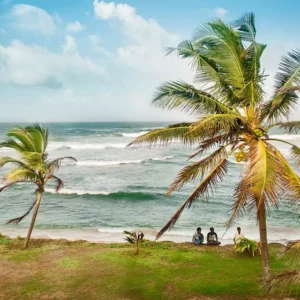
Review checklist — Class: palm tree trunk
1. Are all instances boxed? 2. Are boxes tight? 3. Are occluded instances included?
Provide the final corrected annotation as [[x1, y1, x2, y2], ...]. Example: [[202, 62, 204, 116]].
[[24, 191, 43, 248], [257, 202, 270, 284]]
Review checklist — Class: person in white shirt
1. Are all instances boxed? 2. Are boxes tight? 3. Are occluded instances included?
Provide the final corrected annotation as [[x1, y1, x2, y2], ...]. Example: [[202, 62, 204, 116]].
[[233, 227, 244, 244]]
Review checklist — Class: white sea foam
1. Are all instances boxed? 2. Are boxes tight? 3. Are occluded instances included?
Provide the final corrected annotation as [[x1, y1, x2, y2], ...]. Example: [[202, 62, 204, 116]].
[[62, 156, 174, 167], [48, 142, 127, 150], [45, 188, 110, 195], [150, 155, 173, 161], [121, 131, 149, 137], [76, 160, 143, 166]]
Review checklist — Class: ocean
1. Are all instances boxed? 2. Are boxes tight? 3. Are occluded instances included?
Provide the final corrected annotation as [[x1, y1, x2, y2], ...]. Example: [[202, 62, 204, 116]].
[[0, 122, 299, 244]]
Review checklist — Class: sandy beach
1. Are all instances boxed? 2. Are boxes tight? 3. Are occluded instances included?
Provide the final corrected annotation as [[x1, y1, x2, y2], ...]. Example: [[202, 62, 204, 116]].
[[1, 225, 299, 245]]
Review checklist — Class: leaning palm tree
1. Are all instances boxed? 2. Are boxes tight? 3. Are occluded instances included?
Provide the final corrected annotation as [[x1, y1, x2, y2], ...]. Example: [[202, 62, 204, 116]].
[[0, 124, 76, 248], [129, 13, 300, 284]]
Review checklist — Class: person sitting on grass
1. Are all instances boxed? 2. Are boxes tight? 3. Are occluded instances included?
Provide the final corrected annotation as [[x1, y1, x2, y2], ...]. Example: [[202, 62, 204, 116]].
[[192, 227, 204, 245], [207, 227, 221, 245], [233, 227, 244, 244]]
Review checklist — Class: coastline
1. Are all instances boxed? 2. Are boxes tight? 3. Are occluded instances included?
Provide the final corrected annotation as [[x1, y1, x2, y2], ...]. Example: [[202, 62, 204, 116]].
[[1, 225, 299, 245]]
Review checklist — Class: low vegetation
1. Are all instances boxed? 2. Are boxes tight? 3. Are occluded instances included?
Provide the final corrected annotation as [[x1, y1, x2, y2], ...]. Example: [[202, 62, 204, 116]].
[[235, 238, 261, 257], [0, 236, 299, 300], [123, 230, 145, 254]]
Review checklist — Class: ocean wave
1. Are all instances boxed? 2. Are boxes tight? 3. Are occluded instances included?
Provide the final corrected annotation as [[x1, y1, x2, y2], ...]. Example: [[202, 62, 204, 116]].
[[45, 189, 159, 200], [48, 142, 127, 150], [62, 156, 174, 167], [45, 188, 109, 195], [121, 131, 148, 138]]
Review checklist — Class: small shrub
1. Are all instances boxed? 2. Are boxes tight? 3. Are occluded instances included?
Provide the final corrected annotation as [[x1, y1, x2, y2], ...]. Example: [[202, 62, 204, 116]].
[[123, 231, 145, 254], [235, 238, 261, 257], [0, 236, 12, 245]]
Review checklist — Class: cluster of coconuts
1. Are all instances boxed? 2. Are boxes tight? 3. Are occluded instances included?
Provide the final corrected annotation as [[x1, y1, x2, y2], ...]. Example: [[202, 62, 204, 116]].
[[234, 145, 247, 162], [253, 128, 265, 138]]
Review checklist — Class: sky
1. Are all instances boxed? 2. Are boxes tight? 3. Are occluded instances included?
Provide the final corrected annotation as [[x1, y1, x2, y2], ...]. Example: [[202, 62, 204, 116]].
[[0, 0, 300, 122]]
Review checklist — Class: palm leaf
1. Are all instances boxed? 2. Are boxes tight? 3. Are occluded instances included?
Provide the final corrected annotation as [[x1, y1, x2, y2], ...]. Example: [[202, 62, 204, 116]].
[[4, 168, 37, 182], [46, 156, 77, 174], [187, 114, 247, 137], [128, 123, 198, 147], [46, 175, 64, 192], [232, 12, 256, 42], [156, 146, 238, 240], [153, 80, 232, 115], [6, 199, 37, 224], [266, 270, 300, 292], [263, 49, 300, 121], [167, 146, 229, 194], [6, 127, 36, 152], [193, 20, 246, 91]]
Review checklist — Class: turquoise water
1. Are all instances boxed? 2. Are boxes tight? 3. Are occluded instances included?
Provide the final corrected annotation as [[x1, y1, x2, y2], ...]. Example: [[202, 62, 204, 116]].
[[0, 122, 299, 242]]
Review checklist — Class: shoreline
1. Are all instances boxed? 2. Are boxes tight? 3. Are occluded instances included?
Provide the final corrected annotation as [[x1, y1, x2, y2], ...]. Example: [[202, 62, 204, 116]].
[[1, 226, 299, 246]]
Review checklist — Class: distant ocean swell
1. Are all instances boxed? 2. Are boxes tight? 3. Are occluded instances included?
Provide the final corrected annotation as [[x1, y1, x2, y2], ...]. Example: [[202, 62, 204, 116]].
[[45, 189, 160, 200], [62, 156, 174, 167]]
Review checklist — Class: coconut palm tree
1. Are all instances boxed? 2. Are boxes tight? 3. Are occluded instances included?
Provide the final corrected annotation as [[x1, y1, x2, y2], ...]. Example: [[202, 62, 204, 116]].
[[129, 13, 300, 284], [0, 124, 76, 248]]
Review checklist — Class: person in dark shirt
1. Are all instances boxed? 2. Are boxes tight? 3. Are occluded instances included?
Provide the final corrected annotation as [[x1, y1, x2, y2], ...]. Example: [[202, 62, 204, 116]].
[[192, 227, 204, 245], [207, 227, 221, 245]]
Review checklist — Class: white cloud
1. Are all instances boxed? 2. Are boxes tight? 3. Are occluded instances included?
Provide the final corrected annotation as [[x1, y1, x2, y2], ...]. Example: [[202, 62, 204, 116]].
[[0, 40, 105, 88], [66, 21, 85, 33], [88, 34, 102, 44], [62, 35, 78, 55], [214, 7, 228, 18], [9, 4, 57, 35], [93, 1, 191, 81]]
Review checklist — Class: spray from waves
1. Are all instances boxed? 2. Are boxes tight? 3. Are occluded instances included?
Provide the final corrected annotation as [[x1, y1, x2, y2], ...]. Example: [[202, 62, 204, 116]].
[[62, 156, 174, 167], [45, 188, 160, 200]]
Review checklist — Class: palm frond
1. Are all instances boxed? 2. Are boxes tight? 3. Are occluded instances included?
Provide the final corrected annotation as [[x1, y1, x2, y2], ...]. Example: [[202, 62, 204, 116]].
[[25, 124, 48, 153], [290, 145, 300, 167], [193, 19, 246, 91], [46, 175, 64, 192], [0, 156, 33, 171], [156, 145, 238, 240], [232, 12, 256, 42], [0, 180, 31, 192], [263, 49, 300, 122], [0, 137, 26, 152], [6, 127, 36, 152], [127, 123, 198, 147], [167, 146, 229, 194], [187, 114, 247, 137], [169, 40, 241, 104], [188, 134, 242, 160], [46, 156, 77, 174], [4, 168, 37, 182], [266, 270, 300, 292], [153, 80, 233, 115], [278, 121, 300, 134], [6, 199, 37, 224]]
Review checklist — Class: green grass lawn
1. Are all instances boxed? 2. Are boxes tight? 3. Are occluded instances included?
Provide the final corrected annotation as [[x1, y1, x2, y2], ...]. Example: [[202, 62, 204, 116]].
[[0, 236, 299, 300]]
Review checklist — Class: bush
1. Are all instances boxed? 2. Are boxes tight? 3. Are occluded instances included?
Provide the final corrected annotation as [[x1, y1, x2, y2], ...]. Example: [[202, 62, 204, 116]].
[[235, 238, 261, 257]]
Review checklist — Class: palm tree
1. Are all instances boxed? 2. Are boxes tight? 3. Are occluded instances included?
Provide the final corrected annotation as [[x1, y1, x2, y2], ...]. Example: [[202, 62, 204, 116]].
[[129, 13, 300, 284], [0, 124, 76, 248]]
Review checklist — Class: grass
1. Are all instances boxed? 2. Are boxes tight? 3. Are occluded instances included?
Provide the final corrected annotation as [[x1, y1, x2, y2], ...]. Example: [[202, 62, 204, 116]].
[[0, 237, 299, 300]]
